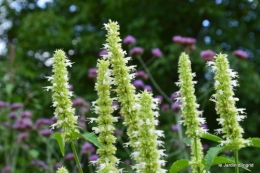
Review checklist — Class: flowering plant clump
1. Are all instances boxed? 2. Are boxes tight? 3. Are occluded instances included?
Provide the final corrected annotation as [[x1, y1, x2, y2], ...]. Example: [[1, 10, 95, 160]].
[[91, 59, 120, 173], [42, 21, 260, 173], [176, 52, 206, 173]]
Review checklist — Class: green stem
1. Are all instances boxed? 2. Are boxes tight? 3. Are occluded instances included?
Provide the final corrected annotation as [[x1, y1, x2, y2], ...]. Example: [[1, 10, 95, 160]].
[[194, 138, 200, 173], [70, 141, 84, 173], [235, 150, 239, 173], [137, 56, 172, 103]]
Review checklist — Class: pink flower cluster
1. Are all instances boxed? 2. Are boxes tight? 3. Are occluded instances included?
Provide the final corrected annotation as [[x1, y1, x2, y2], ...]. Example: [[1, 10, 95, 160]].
[[172, 35, 197, 51], [200, 50, 215, 62], [232, 50, 248, 59]]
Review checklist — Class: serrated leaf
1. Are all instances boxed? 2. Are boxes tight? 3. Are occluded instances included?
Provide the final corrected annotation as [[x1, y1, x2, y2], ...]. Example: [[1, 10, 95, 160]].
[[81, 132, 104, 149], [183, 138, 191, 146], [204, 146, 224, 173], [248, 138, 260, 148], [202, 133, 222, 143], [170, 159, 189, 173], [53, 132, 65, 156]]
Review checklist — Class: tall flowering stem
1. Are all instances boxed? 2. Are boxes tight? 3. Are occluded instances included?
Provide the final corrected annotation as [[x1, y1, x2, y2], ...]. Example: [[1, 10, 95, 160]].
[[207, 53, 249, 148], [102, 20, 166, 172], [91, 59, 120, 173], [130, 91, 166, 173], [45, 50, 82, 173], [207, 54, 250, 173], [177, 53, 206, 173]]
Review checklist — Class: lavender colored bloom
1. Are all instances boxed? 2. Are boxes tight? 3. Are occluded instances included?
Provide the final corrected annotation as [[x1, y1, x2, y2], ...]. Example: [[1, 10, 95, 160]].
[[35, 118, 53, 128], [200, 50, 215, 62], [31, 160, 47, 170], [171, 102, 181, 112], [201, 123, 208, 130], [8, 112, 17, 119], [55, 162, 63, 169], [99, 49, 108, 57], [135, 70, 149, 80], [39, 129, 53, 137], [78, 117, 86, 129], [171, 124, 179, 132], [88, 154, 98, 161], [160, 104, 169, 111], [232, 50, 249, 59], [65, 153, 74, 161], [151, 48, 163, 58], [12, 118, 33, 130], [124, 159, 131, 166], [1, 166, 11, 173], [0, 101, 8, 108], [170, 93, 181, 101], [88, 68, 98, 78], [111, 101, 119, 110], [21, 111, 33, 118], [10, 103, 23, 110], [172, 35, 183, 44], [143, 85, 152, 92], [72, 97, 85, 106], [17, 132, 29, 142], [182, 37, 196, 45], [81, 142, 95, 155], [123, 35, 136, 45], [79, 106, 89, 115], [133, 80, 144, 88], [68, 84, 73, 91], [130, 47, 144, 56]]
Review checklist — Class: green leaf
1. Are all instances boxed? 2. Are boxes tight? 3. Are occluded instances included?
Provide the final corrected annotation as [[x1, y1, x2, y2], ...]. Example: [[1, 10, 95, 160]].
[[248, 138, 260, 148], [170, 159, 189, 173], [6, 83, 14, 96], [80, 132, 104, 149], [183, 138, 191, 146], [204, 146, 224, 173], [202, 133, 222, 143], [53, 132, 65, 156]]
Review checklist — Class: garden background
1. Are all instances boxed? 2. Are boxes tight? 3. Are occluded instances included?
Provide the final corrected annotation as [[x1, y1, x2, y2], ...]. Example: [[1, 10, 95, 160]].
[[0, 0, 260, 172]]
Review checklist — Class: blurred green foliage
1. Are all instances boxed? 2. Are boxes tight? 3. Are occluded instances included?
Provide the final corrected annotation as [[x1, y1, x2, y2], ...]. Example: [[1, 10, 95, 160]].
[[1, 0, 260, 172]]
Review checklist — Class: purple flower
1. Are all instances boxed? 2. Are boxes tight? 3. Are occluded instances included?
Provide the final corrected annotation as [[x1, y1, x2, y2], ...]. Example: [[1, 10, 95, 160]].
[[9, 112, 17, 119], [124, 159, 131, 165], [172, 35, 183, 44], [133, 80, 144, 88], [160, 104, 169, 111], [31, 160, 47, 170], [10, 103, 23, 110], [232, 50, 248, 59], [65, 153, 74, 161], [151, 48, 163, 58], [223, 150, 232, 155], [78, 117, 86, 129], [35, 118, 53, 128], [123, 35, 136, 45], [0, 101, 8, 108], [143, 85, 152, 92], [171, 124, 179, 132], [201, 123, 208, 130], [171, 102, 181, 112], [130, 47, 144, 57], [135, 70, 149, 80], [99, 49, 108, 57], [200, 50, 215, 62], [39, 129, 53, 137], [81, 142, 95, 155], [12, 118, 33, 130], [21, 111, 33, 118], [55, 162, 63, 169], [1, 166, 11, 173], [72, 97, 85, 106], [182, 37, 196, 45], [68, 84, 73, 91], [17, 132, 29, 142], [88, 68, 97, 78], [88, 154, 98, 161], [170, 93, 181, 101]]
